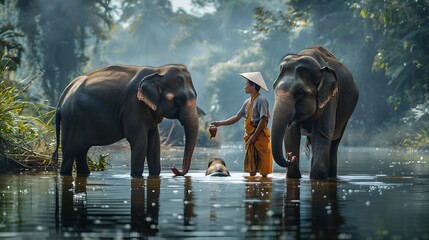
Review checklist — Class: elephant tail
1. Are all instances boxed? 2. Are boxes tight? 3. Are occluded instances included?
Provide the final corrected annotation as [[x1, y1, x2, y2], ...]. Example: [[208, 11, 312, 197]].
[[51, 108, 61, 164], [305, 136, 311, 157]]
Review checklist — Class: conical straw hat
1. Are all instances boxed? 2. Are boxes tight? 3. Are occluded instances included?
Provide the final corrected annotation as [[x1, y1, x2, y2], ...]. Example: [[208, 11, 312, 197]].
[[239, 72, 269, 92]]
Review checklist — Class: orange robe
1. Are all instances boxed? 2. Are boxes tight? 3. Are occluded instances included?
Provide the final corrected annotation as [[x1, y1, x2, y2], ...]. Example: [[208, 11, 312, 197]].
[[243, 93, 273, 175]]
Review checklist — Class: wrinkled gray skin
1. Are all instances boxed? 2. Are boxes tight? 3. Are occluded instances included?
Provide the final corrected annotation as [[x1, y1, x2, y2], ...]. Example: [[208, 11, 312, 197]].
[[205, 158, 230, 177], [52, 64, 199, 177], [271, 46, 359, 179]]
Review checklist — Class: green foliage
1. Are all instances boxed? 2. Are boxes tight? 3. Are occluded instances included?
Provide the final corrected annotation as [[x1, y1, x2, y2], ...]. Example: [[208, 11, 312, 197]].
[[87, 154, 111, 171], [402, 128, 429, 150], [400, 102, 429, 150], [354, 0, 429, 111], [253, 5, 306, 33], [0, 56, 55, 169], [353, 0, 429, 148]]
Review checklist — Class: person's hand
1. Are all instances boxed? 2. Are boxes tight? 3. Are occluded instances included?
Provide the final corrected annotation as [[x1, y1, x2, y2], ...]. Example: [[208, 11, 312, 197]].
[[208, 124, 218, 139], [211, 121, 221, 127], [248, 134, 257, 145]]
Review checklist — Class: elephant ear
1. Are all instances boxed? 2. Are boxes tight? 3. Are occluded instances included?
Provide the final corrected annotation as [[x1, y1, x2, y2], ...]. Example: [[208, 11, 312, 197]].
[[137, 72, 161, 111], [317, 66, 339, 109]]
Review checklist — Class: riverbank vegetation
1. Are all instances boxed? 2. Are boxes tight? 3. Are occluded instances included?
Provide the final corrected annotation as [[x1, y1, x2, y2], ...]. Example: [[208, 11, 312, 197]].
[[0, 0, 428, 170], [0, 57, 54, 169]]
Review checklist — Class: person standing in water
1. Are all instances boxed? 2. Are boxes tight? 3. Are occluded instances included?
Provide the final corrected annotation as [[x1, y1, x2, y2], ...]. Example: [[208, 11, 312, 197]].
[[211, 72, 273, 177]]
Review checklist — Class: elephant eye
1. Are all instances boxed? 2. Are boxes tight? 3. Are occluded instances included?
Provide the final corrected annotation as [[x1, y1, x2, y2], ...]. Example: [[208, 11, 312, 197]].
[[174, 97, 185, 106], [294, 89, 305, 100]]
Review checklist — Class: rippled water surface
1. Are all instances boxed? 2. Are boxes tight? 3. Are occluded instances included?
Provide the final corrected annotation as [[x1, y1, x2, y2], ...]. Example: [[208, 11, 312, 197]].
[[0, 144, 428, 239]]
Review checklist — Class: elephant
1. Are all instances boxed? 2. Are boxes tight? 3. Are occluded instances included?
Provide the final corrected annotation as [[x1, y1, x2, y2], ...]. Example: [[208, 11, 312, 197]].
[[271, 46, 359, 179], [51, 64, 199, 177], [205, 158, 230, 177]]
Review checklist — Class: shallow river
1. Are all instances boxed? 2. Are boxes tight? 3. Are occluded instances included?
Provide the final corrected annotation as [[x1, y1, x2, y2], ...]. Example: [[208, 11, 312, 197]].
[[0, 144, 428, 239]]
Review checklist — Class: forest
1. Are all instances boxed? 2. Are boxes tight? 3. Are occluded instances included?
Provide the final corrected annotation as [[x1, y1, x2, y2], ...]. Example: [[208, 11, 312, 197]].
[[1, 0, 428, 169]]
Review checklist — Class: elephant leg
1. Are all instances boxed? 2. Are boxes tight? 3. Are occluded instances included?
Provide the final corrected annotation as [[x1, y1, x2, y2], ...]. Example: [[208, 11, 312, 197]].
[[309, 133, 331, 179], [60, 126, 76, 175], [328, 126, 346, 178], [76, 147, 90, 176], [128, 130, 148, 177], [327, 138, 340, 179], [310, 100, 336, 180], [147, 127, 161, 176], [284, 123, 301, 179], [60, 149, 75, 176]]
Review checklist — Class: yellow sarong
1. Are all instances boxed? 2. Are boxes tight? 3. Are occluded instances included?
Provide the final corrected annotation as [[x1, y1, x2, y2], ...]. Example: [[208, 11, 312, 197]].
[[243, 93, 273, 175]]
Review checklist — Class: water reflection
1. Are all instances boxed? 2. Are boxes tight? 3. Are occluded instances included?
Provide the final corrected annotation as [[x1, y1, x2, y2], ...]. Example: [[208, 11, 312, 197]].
[[130, 177, 160, 235], [283, 179, 300, 235], [245, 177, 272, 225], [58, 176, 162, 237], [0, 147, 427, 238], [183, 176, 196, 228], [272, 179, 345, 239], [59, 176, 88, 232], [309, 181, 343, 239]]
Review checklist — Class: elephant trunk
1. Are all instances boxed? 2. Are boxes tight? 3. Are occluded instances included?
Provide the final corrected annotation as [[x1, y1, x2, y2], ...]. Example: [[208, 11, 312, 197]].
[[271, 91, 295, 168], [171, 100, 199, 176]]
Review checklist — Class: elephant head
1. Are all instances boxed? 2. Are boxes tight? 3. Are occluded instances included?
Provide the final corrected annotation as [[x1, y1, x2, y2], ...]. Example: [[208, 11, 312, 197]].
[[271, 55, 338, 167], [136, 65, 199, 176]]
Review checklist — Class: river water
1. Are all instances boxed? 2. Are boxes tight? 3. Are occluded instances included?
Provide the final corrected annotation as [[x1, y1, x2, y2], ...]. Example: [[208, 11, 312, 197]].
[[0, 144, 428, 239]]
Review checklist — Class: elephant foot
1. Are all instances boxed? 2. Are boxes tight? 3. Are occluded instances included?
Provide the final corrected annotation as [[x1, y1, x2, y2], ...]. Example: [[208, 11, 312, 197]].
[[130, 175, 144, 179], [130, 174, 143, 178], [59, 170, 72, 176], [76, 167, 90, 176], [310, 171, 328, 180], [327, 173, 337, 179], [130, 167, 144, 177], [286, 168, 301, 179], [310, 161, 329, 179], [148, 167, 161, 176], [148, 173, 161, 177], [60, 156, 75, 176], [76, 172, 91, 177], [286, 172, 302, 179], [130, 171, 144, 178], [327, 169, 337, 179]]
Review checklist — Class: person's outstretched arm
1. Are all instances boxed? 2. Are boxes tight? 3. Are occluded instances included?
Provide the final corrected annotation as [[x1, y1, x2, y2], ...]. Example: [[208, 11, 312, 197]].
[[212, 115, 242, 127]]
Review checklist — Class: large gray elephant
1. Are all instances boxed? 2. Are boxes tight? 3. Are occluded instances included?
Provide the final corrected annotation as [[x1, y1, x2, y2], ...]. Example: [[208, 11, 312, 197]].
[[271, 46, 359, 179], [51, 64, 199, 177]]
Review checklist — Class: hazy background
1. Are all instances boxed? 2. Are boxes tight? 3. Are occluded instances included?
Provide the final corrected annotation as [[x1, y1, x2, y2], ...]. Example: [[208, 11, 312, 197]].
[[1, 0, 428, 148]]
